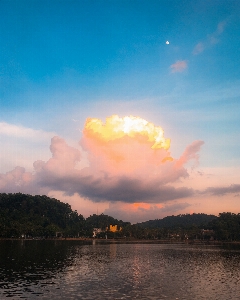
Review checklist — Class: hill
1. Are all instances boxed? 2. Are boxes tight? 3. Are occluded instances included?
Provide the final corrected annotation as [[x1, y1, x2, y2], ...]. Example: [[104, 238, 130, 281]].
[[136, 213, 217, 229], [0, 193, 85, 238], [1, 193, 240, 241]]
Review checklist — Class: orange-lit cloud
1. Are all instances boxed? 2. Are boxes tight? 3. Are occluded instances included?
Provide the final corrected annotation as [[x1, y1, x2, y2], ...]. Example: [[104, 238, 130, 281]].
[[0, 116, 204, 206], [84, 115, 171, 150], [104, 201, 191, 223], [81, 115, 173, 177], [1, 115, 240, 221]]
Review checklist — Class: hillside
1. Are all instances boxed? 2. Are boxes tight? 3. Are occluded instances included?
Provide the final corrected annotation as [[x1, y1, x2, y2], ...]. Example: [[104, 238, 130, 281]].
[[1, 193, 240, 241], [137, 213, 217, 229], [0, 193, 85, 238]]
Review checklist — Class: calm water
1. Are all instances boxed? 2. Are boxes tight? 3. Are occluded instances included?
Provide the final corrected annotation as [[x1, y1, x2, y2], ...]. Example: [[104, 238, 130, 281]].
[[0, 240, 240, 299]]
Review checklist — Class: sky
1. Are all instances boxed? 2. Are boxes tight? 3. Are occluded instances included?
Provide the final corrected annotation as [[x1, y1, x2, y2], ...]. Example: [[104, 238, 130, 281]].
[[1, 0, 240, 223]]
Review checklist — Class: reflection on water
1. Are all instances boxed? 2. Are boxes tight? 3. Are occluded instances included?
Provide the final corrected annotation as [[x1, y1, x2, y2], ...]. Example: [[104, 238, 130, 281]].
[[1, 240, 240, 299]]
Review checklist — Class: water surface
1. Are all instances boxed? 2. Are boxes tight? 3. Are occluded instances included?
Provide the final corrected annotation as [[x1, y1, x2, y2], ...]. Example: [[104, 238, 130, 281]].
[[0, 240, 240, 299]]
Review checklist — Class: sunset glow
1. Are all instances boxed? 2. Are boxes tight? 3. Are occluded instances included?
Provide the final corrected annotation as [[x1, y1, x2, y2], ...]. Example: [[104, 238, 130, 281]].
[[84, 115, 171, 150], [80, 115, 177, 177], [1, 0, 240, 223]]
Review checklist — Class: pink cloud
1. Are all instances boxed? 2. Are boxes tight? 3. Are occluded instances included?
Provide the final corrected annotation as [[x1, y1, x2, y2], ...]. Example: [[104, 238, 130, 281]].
[[2, 115, 240, 222], [0, 166, 34, 194], [0, 116, 204, 205], [176, 140, 204, 168], [34, 136, 81, 175], [1, 115, 240, 221], [170, 60, 188, 73], [33, 141, 194, 203]]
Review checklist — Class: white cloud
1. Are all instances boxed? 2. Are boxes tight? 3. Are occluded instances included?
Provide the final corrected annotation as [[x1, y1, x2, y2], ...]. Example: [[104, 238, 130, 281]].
[[0, 122, 55, 141], [0, 122, 56, 172]]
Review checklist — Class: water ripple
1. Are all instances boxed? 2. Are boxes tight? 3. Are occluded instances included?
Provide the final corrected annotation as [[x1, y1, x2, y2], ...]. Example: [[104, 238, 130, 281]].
[[1, 241, 240, 299]]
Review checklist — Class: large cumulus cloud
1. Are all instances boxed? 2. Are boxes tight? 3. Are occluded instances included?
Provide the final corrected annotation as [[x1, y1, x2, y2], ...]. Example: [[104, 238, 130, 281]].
[[0, 116, 205, 204]]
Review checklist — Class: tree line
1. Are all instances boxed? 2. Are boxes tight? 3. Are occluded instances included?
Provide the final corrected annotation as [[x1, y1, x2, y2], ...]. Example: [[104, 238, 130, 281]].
[[0, 193, 240, 241]]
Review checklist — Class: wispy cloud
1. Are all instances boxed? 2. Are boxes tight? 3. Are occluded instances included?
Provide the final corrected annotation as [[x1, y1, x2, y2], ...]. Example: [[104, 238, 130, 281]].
[[170, 60, 188, 73], [193, 20, 227, 55], [203, 184, 240, 196], [0, 122, 55, 142], [192, 42, 204, 55]]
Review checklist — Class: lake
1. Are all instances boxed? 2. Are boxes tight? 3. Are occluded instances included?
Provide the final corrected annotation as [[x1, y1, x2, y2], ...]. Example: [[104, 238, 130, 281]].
[[0, 240, 240, 299]]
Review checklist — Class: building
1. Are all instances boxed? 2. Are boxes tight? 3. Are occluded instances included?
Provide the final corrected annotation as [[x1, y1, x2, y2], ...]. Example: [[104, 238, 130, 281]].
[[107, 225, 122, 232]]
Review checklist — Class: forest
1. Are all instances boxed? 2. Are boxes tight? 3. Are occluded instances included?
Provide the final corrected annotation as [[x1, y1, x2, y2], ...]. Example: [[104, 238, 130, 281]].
[[0, 193, 239, 241]]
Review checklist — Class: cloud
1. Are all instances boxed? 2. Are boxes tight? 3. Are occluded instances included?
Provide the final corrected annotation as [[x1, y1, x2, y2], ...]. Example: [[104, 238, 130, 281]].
[[0, 122, 57, 173], [176, 140, 204, 168], [170, 60, 188, 73], [203, 184, 240, 196], [73, 177, 194, 203], [34, 136, 82, 174], [217, 20, 227, 35], [193, 20, 227, 55], [160, 202, 191, 213], [0, 122, 55, 141], [192, 42, 204, 55], [0, 116, 204, 206], [0, 166, 34, 194], [104, 201, 191, 223], [1, 115, 240, 221]]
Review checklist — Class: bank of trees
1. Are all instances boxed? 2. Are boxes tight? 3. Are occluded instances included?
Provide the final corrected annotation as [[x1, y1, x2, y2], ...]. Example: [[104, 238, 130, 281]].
[[137, 213, 217, 229], [86, 213, 130, 231], [86, 211, 240, 241], [1, 193, 240, 241], [0, 193, 129, 238], [0, 193, 85, 238], [208, 212, 240, 241]]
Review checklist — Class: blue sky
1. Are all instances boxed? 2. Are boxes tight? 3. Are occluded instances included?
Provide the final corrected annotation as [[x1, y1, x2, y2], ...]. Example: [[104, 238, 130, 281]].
[[1, 0, 240, 222]]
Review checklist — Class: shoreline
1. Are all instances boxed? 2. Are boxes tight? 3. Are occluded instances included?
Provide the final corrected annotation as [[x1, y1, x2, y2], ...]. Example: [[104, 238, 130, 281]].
[[1, 237, 240, 245]]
